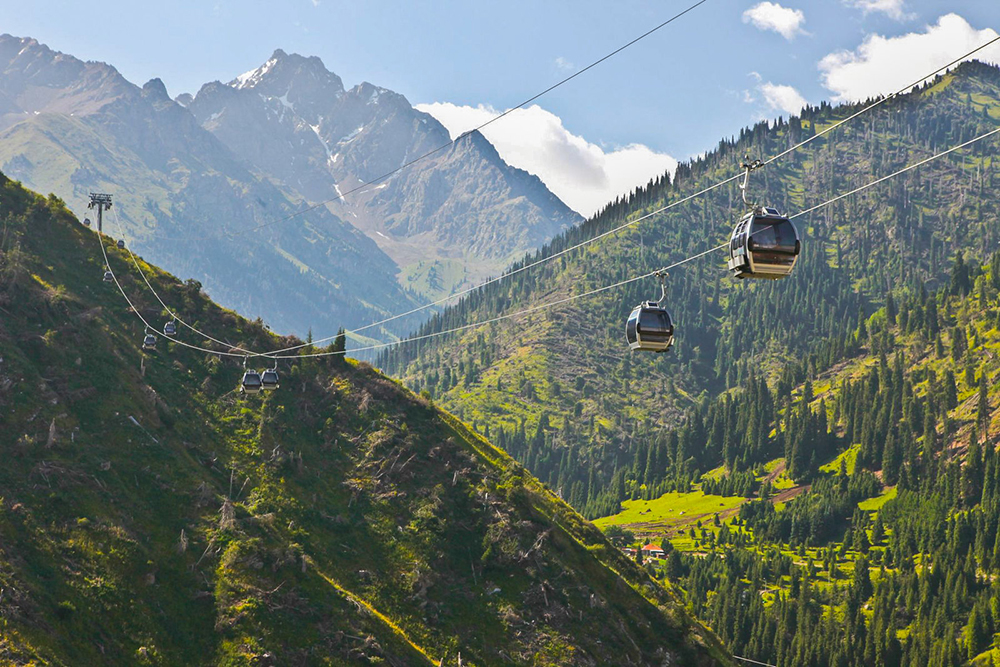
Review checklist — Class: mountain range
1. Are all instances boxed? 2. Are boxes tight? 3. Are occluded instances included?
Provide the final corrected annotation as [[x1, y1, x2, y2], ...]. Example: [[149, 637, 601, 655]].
[[189, 49, 580, 298], [0, 35, 580, 339]]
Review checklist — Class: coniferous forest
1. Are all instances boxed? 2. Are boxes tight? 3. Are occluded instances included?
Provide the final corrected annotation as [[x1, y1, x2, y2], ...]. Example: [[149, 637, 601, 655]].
[[380, 62, 1000, 665]]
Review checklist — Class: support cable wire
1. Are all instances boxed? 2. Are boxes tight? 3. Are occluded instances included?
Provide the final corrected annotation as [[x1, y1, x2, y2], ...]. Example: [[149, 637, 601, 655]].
[[255, 34, 1000, 358], [99, 125, 1000, 361], [109, 206, 261, 356], [268, 124, 1000, 360], [788, 127, 1000, 220], [96, 233, 263, 359], [732, 656, 778, 667]]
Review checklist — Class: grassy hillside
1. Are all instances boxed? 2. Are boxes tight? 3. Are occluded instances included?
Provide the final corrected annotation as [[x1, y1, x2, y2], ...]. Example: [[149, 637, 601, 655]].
[[0, 173, 730, 665], [381, 61, 1000, 520]]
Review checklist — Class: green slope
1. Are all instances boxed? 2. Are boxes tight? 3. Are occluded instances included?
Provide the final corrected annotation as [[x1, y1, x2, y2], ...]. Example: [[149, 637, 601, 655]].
[[0, 174, 729, 665], [381, 61, 1000, 520]]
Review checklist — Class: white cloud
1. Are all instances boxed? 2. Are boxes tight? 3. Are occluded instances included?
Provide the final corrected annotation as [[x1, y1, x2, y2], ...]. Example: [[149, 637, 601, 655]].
[[743, 73, 807, 118], [554, 56, 574, 72], [843, 0, 910, 21], [416, 102, 676, 217], [760, 82, 808, 115], [742, 2, 807, 40], [820, 14, 1000, 102]]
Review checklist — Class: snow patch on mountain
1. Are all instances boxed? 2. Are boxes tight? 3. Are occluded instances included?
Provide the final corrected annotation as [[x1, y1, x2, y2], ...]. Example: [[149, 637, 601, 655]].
[[233, 57, 277, 90]]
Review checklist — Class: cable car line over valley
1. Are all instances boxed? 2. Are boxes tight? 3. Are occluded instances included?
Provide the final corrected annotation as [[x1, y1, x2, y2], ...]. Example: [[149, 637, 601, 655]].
[[241, 34, 1000, 359], [97, 124, 1000, 377], [97, 35, 1000, 364]]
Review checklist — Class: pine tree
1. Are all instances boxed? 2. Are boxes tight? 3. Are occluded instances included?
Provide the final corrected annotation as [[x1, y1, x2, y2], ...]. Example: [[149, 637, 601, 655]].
[[871, 513, 885, 545], [851, 556, 873, 602], [965, 603, 990, 660], [332, 327, 346, 357]]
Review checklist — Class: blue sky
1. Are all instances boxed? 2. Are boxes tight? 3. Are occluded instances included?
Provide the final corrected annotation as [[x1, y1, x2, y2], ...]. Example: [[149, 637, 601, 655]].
[[1, 1, 997, 214]]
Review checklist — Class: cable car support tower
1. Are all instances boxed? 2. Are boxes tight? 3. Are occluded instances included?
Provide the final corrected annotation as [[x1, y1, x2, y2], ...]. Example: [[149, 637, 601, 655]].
[[88, 193, 113, 233]]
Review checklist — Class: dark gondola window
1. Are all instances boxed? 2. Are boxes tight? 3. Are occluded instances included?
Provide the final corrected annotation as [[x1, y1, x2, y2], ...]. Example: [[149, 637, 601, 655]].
[[639, 309, 672, 342], [750, 219, 797, 253]]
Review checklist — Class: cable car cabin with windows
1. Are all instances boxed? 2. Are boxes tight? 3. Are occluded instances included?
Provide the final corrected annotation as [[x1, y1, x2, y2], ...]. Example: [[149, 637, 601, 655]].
[[241, 370, 263, 395], [626, 302, 674, 352], [626, 271, 675, 353], [163, 321, 177, 336], [728, 207, 800, 280], [261, 368, 279, 391], [142, 333, 157, 350]]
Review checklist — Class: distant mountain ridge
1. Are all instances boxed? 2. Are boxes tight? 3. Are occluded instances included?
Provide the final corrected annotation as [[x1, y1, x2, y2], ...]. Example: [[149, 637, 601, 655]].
[[0, 35, 581, 338], [189, 48, 582, 298], [0, 33, 418, 339]]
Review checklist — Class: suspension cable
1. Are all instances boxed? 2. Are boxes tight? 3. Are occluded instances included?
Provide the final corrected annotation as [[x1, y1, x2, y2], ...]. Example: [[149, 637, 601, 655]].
[[269, 123, 1000, 360], [109, 206, 264, 356], [732, 655, 778, 667], [96, 233, 266, 359], [788, 127, 1000, 220], [257, 34, 1000, 358]]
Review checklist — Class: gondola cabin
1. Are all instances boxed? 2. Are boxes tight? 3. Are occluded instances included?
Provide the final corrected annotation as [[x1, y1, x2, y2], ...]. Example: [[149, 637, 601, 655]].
[[103, 269, 114, 282], [241, 370, 263, 395], [625, 302, 674, 353], [163, 321, 177, 336], [728, 207, 800, 280], [261, 368, 279, 391], [117, 239, 125, 249], [142, 333, 157, 350]]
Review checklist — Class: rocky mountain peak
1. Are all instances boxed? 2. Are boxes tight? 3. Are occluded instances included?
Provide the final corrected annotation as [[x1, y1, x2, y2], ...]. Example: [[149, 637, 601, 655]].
[[180, 46, 580, 297], [0, 34, 42, 62], [352, 81, 390, 103], [141, 77, 170, 102], [456, 128, 499, 159], [228, 49, 344, 123], [0, 34, 133, 128]]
